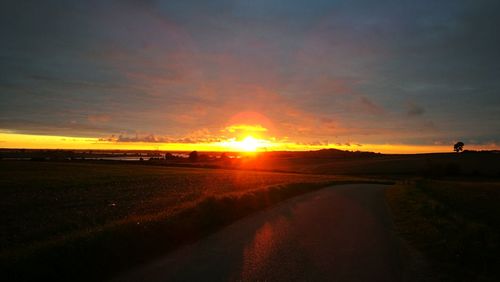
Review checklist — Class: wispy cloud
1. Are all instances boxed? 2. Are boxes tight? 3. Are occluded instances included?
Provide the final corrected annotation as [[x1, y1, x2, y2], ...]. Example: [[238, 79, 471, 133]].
[[405, 101, 425, 117]]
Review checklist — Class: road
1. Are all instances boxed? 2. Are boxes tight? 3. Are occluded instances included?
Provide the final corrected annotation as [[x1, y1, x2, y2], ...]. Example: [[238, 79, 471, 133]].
[[113, 184, 428, 282]]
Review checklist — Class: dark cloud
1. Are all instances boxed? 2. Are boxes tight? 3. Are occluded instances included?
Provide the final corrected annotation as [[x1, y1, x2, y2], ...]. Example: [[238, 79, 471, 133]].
[[406, 101, 425, 117], [357, 97, 385, 116], [100, 134, 221, 144], [0, 118, 125, 137]]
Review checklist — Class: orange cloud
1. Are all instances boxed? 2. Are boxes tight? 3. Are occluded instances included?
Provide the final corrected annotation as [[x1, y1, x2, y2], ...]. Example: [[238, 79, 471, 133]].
[[224, 124, 268, 133]]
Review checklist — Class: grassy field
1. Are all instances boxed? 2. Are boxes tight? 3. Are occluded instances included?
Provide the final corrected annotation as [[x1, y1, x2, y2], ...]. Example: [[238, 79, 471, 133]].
[[386, 179, 500, 281], [0, 160, 385, 280], [235, 151, 500, 176]]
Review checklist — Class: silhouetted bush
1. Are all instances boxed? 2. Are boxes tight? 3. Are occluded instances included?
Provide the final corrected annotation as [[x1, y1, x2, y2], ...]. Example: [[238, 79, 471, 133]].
[[189, 151, 198, 161], [30, 157, 47, 161]]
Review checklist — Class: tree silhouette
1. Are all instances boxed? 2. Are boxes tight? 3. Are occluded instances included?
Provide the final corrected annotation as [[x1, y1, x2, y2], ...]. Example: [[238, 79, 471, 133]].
[[189, 151, 198, 161], [453, 141, 464, 153]]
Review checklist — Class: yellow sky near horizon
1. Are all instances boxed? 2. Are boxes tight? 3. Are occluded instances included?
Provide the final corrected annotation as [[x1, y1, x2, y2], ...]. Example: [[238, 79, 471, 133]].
[[2, 132, 496, 154]]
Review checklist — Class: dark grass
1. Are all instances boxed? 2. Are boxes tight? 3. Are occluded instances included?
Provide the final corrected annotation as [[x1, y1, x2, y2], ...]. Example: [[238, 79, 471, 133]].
[[385, 180, 500, 282], [0, 161, 336, 252], [237, 151, 500, 177], [0, 161, 388, 281]]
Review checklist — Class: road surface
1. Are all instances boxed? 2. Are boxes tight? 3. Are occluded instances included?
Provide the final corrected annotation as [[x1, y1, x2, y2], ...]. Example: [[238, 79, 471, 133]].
[[113, 184, 428, 281]]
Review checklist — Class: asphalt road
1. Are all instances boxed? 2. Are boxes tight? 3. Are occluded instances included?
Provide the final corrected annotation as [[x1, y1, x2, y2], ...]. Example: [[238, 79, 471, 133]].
[[113, 184, 427, 282]]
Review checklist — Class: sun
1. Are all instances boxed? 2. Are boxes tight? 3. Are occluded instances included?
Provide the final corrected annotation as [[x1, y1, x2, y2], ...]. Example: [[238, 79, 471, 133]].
[[219, 135, 271, 152], [218, 122, 276, 152], [239, 136, 260, 152]]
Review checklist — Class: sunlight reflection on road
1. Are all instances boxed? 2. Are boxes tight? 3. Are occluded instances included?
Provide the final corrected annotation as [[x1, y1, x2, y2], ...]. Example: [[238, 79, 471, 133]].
[[240, 218, 289, 280], [237, 204, 313, 282]]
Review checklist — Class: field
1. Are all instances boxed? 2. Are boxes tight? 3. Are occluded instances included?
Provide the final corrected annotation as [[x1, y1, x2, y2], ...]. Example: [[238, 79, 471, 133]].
[[0, 160, 382, 280], [386, 179, 500, 281], [236, 151, 500, 176], [2, 152, 499, 281]]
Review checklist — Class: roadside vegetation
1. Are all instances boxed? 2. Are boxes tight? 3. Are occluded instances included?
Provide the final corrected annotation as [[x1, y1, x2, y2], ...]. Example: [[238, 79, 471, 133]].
[[386, 179, 500, 281], [0, 161, 387, 280]]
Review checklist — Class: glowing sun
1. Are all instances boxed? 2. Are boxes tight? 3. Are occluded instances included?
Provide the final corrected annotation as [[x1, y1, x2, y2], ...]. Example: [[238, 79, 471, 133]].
[[239, 136, 260, 152], [220, 135, 271, 152]]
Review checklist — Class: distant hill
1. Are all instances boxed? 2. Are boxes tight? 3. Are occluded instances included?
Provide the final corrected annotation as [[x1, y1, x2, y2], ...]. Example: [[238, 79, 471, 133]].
[[259, 149, 381, 159]]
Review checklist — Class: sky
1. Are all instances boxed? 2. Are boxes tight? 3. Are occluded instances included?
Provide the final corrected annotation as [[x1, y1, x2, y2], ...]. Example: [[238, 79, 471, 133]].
[[1, 0, 499, 153]]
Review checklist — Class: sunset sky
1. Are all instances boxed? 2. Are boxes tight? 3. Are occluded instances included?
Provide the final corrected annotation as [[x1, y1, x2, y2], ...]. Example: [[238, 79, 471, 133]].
[[1, 0, 499, 153]]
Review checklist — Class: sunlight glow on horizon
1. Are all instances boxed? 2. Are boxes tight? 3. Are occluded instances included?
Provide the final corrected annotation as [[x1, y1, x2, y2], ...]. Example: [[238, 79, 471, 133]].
[[1, 132, 498, 154], [220, 136, 272, 152]]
